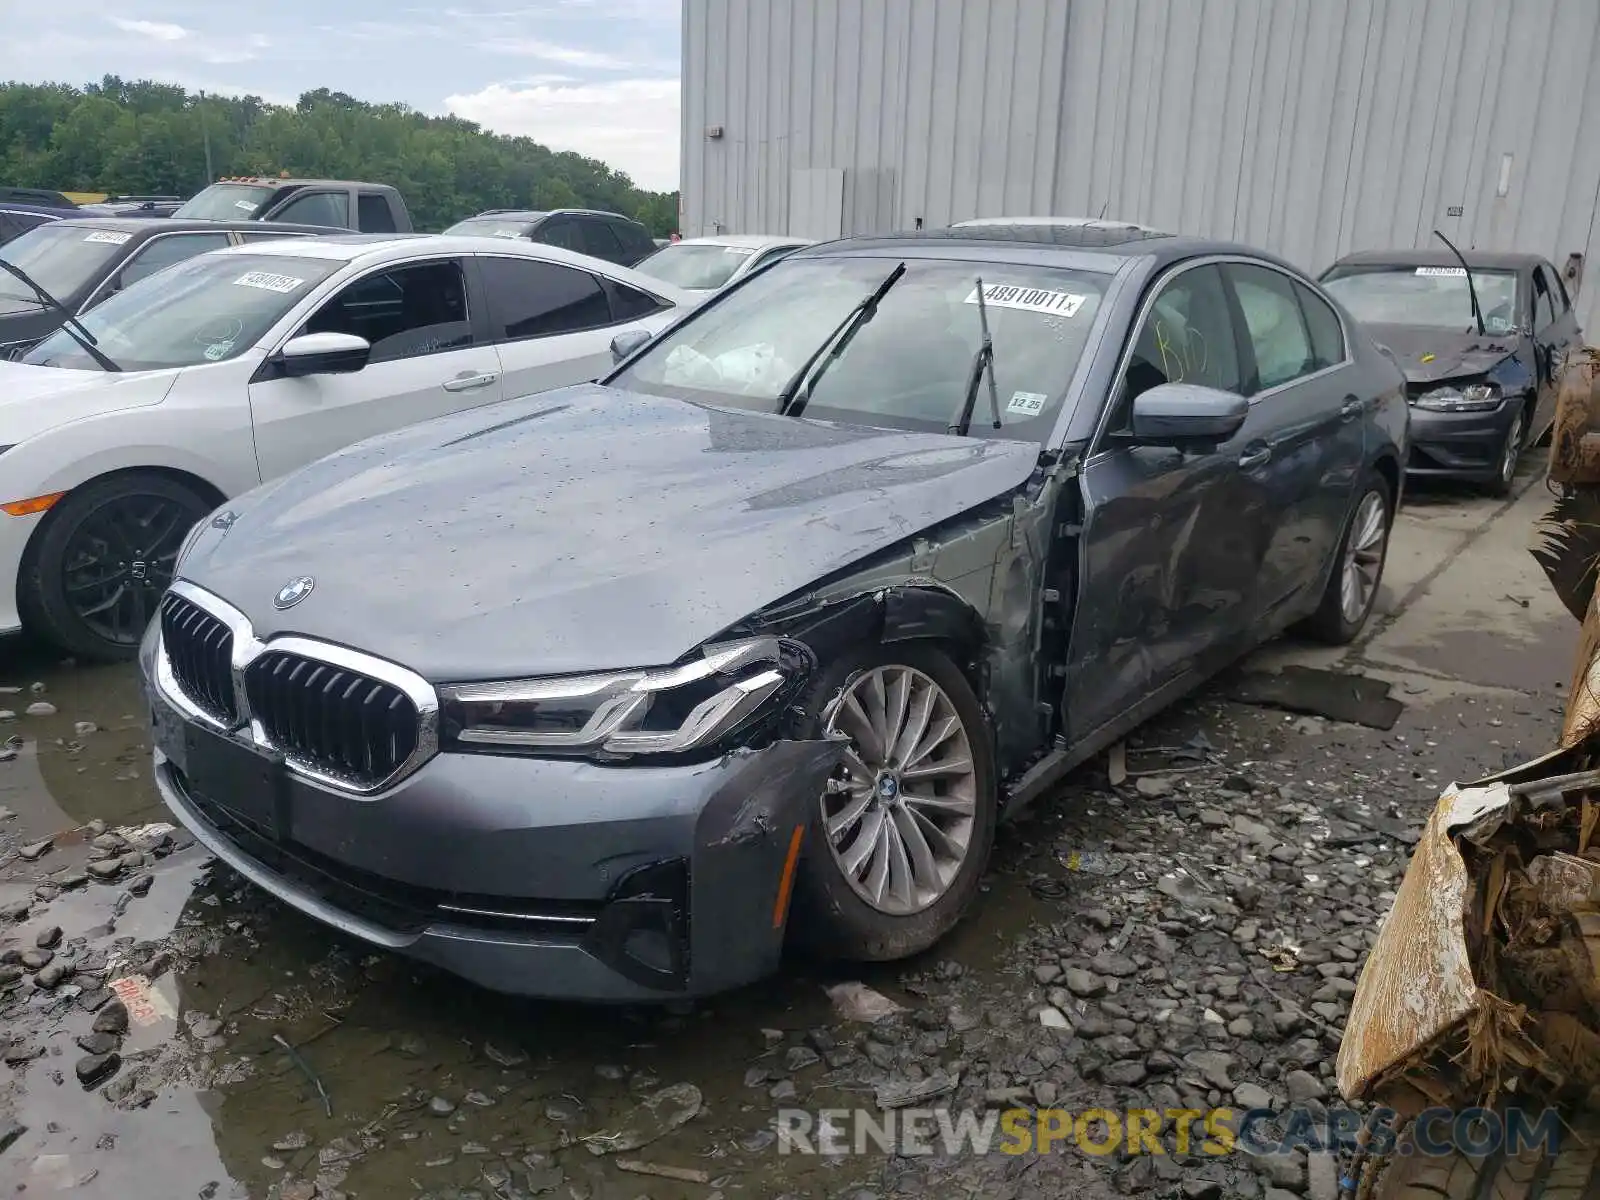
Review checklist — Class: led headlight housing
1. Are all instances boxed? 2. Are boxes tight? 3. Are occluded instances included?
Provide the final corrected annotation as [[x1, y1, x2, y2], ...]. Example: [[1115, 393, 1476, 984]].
[[439, 636, 811, 759], [1411, 382, 1502, 412]]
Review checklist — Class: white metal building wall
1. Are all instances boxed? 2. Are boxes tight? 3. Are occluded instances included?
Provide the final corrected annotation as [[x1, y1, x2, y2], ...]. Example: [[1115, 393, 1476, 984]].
[[680, 0, 1600, 333]]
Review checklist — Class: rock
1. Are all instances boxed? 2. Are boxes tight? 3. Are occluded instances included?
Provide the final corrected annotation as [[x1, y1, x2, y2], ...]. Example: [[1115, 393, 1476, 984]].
[[768, 1079, 797, 1102], [483, 1041, 528, 1068], [75, 1052, 121, 1088], [0, 899, 27, 921], [1227, 1017, 1255, 1038], [1183, 1182, 1223, 1200], [25, 702, 55, 717], [784, 1045, 820, 1072], [18, 839, 51, 861], [1091, 951, 1137, 978], [583, 1082, 703, 1155], [102, 1072, 141, 1105], [1198, 808, 1231, 828], [1307, 1152, 1339, 1200], [52, 871, 88, 890], [1186, 1050, 1235, 1091], [1064, 968, 1105, 997], [127, 874, 154, 898], [1033, 1081, 1059, 1106], [75, 721, 97, 737], [1234, 1082, 1276, 1111], [77, 986, 112, 1012], [19, 948, 52, 971], [1285, 1068, 1327, 1104], [1033, 963, 1061, 984], [0, 965, 21, 986], [87, 860, 121, 880], [825, 981, 904, 1022], [1248, 1150, 1305, 1190], [35, 925, 62, 949], [427, 1095, 456, 1116], [93, 1000, 129, 1034], [34, 962, 70, 989], [76, 1031, 119, 1055], [1136, 775, 1176, 797], [273, 1131, 310, 1152], [0, 1120, 25, 1155], [1264, 1190, 1303, 1200], [1037, 1007, 1070, 1030], [1100, 1060, 1147, 1086]]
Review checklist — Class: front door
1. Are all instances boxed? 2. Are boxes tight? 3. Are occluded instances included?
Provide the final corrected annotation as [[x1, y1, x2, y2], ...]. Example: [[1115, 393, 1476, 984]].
[[1222, 262, 1365, 621], [247, 256, 502, 481], [1531, 261, 1582, 436], [1067, 262, 1261, 742]]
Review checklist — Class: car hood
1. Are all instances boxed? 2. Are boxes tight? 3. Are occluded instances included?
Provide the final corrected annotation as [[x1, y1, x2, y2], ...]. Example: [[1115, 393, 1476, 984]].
[[0, 359, 178, 441], [184, 384, 1041, 680], [1362, 324, 1518, 384]]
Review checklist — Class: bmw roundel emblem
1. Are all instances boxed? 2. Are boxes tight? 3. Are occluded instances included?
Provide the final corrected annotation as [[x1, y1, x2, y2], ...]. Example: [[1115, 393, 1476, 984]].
[[274, 576, 315, 610]]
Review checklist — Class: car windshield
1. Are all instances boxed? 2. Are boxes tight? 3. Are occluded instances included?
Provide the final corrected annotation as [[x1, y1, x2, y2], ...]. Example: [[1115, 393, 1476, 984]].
[[611, 256, 1109, 438], [633, 243, 756, 290], [20, 251, 343, 372], [1322, 266, 1521, 334], [444, 216, 542, 239], [0, 223, 131, 305], [173, 183, 275, 220]]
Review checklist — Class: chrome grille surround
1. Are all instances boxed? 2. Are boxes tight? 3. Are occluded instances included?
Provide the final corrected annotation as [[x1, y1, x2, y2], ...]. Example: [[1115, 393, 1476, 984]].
[[154, 579, 439, 795]]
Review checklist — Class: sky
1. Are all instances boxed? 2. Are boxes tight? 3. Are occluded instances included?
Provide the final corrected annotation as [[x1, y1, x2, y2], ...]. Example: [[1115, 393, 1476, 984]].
[[0, 0, 684, 192]]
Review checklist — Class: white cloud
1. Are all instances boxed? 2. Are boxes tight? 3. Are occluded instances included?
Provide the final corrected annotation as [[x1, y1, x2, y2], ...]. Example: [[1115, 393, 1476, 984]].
[[110, 17, 189, 41], [476, 37, 632, 70], [445, 78, 680, 192]]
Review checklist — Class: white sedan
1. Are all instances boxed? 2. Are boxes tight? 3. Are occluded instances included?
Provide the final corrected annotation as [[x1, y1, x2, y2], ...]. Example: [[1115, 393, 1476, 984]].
[[0, 234, 693, 660], [632, 234, 813, 293]]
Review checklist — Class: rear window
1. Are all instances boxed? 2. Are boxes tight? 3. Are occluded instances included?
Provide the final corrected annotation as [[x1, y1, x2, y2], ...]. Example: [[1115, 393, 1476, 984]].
[[444, 216, 544, 240], [358, 193, 398, 233]]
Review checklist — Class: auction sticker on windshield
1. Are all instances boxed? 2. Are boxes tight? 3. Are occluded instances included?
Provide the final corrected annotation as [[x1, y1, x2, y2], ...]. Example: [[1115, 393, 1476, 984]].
[[83, 230, 131, 245], [1007, 391, 1048, 416], [234, 271, 306, 294], [966, 283, 1087, 317], [1415, 266, 1467, 277]]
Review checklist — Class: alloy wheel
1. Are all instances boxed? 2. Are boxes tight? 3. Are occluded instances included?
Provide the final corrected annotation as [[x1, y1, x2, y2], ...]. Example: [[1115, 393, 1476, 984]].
[[62, 496, 193, 647], [1338, 490, 1388, 626], [1500, 412, 1524, 487], [820, 665, 977, 916]]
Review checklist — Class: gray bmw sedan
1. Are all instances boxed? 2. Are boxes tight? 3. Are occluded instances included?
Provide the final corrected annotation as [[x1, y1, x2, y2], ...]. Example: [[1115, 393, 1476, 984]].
[[142, 224, 1408, 1001]]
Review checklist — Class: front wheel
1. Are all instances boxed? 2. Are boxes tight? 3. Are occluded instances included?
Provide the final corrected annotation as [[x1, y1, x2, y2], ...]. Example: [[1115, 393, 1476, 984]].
[[1368, 1111, 1600, 1199], [1486, 404, 1526, 498], [1302, 471, 1392, 645], [788, 642, 997, 962], [21, 472, 213, 662]]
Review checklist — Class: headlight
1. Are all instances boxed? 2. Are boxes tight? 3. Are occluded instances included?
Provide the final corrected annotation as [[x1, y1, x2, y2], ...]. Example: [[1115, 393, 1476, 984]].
[[439, 636, 809, 758], [1411, 382, 1502, 412]]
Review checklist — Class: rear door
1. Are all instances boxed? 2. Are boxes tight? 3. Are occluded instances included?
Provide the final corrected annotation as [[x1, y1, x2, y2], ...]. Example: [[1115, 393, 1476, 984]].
[[574, 217, 628, 265], [356, 191, 399, 233], [473, 253, 661, 398], [1221, 261, 1364, 622], [1068, 262, 1256, 741], [247, 255, 501, 480], [1532, 260, 1581, 435]]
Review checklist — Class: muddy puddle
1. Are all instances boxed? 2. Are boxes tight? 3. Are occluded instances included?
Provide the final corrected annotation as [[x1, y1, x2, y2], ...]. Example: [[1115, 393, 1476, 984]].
[[1, 646, 1060, 1200]]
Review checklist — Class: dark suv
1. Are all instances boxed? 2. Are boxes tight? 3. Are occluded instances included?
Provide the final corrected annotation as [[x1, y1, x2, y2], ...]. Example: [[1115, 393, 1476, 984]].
[[443, 208, 657, 267]]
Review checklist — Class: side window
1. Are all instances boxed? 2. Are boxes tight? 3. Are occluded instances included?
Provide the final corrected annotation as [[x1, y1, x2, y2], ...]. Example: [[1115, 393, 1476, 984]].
[[270, 190, 350, 229], [1226, 264, 1316, 393], [753, 245, 803, 271], [237, 231, 318, 244], [1113, 264, 1243, 428], [0, 214, 16, 243], [116, 232, 232, 289], [578, 220, 626, 263], [478, 256, 614, 340], [607, 280, 667, 322], [617, 220, 656, 260], [301, 259, 472, 364], [357, 193, 397, 233], [1533, 267, 1558, 330], [536, 218, 583, 252], [1294, 282, 1345, 370]]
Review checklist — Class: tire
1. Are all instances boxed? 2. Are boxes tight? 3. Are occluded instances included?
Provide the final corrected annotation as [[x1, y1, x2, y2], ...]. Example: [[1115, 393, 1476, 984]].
[[21, 472, 213, 663], [1302, 470, 1393, 645], [787, 641, 998, 962], [1370, 1112, 1600, 1200], [1486, 404, 1527, 499]]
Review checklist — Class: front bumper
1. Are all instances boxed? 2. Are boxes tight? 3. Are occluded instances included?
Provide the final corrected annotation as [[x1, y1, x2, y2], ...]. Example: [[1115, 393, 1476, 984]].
[[141, 625, 843, 1002], [1404, 400, 1519, 481]]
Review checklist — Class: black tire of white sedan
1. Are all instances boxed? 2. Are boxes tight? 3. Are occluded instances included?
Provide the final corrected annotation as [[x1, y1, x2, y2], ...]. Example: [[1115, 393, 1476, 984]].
[[21, 473, 212, 662], [1486, 404, 1526, 499], [1303, 471, 1393, 645], [788, 641, 997, 962]]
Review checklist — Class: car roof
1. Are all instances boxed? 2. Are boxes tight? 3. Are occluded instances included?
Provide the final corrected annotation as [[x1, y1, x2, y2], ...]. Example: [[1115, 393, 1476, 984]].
[[0, 203, 73, 218], [1326, 247, 1540, 273], [667, 234, 815, 251], [210, 178, 388, 190], [462, 208, 640, 223], [42, 217, 337, 236], [199, 233, 696, 300], [953, 215, 1164, 234]]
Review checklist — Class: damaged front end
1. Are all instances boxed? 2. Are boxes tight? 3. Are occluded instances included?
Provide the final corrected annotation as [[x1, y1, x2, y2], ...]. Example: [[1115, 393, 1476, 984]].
[[1339, 348, 1600, 1125]]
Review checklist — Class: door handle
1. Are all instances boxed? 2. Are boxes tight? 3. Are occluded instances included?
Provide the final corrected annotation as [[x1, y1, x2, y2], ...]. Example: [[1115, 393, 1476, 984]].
[[1238, 446, 1272, 470], [1339, 396, 1364, 422], [442, 371, 499, 393]]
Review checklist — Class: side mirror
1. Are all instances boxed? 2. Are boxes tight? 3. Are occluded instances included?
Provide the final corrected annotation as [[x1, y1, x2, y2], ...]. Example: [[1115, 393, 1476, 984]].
[[1129, 383, 1249, 449], [610, 329, 652, 365], [276, 332, 371, 377]]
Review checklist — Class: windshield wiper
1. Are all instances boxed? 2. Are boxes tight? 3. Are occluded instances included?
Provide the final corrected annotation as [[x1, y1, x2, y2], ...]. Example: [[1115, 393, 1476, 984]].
[[948, 277, 1002, 437], [777, 261, 906, 418], [1431, 228, 1486, 338], [0, 259, 121, 372]]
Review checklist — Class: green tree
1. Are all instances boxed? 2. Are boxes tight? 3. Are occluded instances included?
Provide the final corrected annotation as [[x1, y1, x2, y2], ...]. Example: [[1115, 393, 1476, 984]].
[[0, 78, 680, 233]]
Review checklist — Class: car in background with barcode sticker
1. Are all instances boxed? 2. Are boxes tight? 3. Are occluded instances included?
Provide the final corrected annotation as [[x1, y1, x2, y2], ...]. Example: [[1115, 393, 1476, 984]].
[[139, 224, 1407, 1002], [1320, 248, 1583, 495], [0, 232, 693, 661], [0, 217, 335, 360]]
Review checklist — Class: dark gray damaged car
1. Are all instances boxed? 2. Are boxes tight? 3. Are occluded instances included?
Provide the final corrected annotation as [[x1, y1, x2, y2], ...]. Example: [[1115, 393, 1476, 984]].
[[141, 225, 1408, 1001]]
